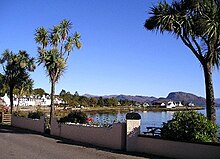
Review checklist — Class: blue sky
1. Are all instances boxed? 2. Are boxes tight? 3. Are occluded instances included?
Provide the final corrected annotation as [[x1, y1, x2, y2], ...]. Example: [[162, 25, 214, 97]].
[[0, 0, 219, 98]]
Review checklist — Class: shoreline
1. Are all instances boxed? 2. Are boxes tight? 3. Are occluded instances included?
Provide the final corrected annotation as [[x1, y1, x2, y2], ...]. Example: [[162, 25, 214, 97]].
[[16, 105, 204, 114], [81, 106, 204, 113]]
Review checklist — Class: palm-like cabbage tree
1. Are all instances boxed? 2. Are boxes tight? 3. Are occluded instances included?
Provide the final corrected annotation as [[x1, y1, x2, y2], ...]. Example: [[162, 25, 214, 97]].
[[0, 50, 35, 114], [35, 19, 82, 124], [144, 0, 220, 123], [16, 75, 34, 110], [0, 73, 7, 96], [34, 27, 48, 49]]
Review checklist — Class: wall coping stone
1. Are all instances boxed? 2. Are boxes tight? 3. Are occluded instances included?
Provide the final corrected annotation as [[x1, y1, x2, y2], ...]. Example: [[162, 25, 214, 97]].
[[126, 112, 141, 120]]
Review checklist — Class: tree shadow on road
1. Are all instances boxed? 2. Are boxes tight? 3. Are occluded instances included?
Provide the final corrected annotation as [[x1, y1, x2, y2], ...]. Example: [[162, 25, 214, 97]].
[[0, 124, 33, 134], [55, 138, 169, 159], [0, 124, 170, 159]]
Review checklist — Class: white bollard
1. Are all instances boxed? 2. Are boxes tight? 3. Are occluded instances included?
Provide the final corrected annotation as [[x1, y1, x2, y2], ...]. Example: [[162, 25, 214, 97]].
[[126, 112, 141, 151]]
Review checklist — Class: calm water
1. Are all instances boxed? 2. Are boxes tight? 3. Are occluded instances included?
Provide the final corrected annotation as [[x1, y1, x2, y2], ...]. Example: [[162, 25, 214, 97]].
[[87, 107, 220, 133]]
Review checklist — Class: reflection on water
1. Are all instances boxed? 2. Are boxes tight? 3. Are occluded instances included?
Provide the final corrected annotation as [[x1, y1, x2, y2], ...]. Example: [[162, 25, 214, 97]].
[[86, 107, 220, 132], [139, 111, 174, 132], [87, 111, 126, 125]]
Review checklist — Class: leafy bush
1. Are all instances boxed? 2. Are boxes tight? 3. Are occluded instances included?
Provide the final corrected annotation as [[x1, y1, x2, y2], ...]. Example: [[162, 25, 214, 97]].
[[13, 111, 28, 117], [59, 111, 87, 124], [161, 111, 218, 142], [28, 111, 44, 119]]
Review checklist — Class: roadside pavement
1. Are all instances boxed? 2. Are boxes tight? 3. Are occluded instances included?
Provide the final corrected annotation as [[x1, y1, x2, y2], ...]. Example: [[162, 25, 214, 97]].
[[0, 125, 169, 159]]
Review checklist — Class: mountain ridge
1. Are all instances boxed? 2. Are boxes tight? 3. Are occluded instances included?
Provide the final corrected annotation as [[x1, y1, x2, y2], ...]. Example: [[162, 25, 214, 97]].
[[83, 92, 220, 106], [166, 91, 206, 106], [83, 94, 157, 103]]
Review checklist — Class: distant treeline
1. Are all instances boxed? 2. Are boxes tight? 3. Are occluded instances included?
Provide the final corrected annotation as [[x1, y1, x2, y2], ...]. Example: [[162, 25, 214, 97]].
[[59, 89, 136, 107]]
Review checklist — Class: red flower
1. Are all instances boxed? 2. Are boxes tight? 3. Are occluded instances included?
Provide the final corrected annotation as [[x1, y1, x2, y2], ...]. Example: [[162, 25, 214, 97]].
[[86, 118, 93, 122]]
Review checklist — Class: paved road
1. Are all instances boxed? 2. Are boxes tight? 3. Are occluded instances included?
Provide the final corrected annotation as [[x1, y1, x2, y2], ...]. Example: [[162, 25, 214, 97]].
[[0, 125, 167, 159]]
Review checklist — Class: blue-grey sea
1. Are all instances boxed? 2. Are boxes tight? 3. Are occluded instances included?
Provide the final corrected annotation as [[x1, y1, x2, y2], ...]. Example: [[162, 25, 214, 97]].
[[87, 107, 220, 133]]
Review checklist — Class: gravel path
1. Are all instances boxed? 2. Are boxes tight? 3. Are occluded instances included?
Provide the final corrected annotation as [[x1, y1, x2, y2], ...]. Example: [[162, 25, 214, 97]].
[[0, 125, 168, 159]]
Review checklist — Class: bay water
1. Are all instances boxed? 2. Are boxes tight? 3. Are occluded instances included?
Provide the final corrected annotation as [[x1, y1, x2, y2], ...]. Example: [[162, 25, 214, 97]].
[[87, 107, 220, 133]]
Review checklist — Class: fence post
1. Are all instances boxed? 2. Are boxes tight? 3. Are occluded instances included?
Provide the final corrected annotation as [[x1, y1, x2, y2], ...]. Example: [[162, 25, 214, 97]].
[[0, 111, 3, 123], [126, 112, 141, 152]]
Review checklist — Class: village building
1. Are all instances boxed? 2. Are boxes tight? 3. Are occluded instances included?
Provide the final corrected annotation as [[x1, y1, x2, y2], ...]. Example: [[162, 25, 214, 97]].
[[188, 102, 195, 106], [2, 94, 10, 106], [160, 103, 166, 107], [0, 94, 64, 107], [142, 102, 149, 107], [135, 103, 142, 107], [166, 101, 176, 108], [175, 101, 183, 106]]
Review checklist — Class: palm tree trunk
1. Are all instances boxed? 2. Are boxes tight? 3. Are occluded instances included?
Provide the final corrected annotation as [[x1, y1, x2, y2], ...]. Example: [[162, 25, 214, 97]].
[[9, 85, 14, 114], [17, 88, 23, 112], [203, 63, 216, 124], [17, 96, 20, 112], [49, 81, 55, 124]]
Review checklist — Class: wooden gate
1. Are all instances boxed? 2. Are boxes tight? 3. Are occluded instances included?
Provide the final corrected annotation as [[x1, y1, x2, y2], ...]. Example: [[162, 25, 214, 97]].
[[1, 112, 11, 125]]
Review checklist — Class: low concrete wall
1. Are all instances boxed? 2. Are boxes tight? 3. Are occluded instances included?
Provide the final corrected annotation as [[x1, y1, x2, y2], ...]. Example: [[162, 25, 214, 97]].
[[51, 118, 126, 150], [125, 113, 220, 159], [133, 136, 220, 159], [11, 113, 220, 159], [11, 115, 45, 133], [126, 119, 140, 151]]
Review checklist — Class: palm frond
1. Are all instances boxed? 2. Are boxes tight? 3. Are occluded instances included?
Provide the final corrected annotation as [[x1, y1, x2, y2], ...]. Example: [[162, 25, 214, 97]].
[[73, 32, 82, 49], [50, 25, 61, 48], [35, 19, 82, 86], [60, 19, 72, 40], [35, 27, 48, 48], [145, 0, 220, 67]]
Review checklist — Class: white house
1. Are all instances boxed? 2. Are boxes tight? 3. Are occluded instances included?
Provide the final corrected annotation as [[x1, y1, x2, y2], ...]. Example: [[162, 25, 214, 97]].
[[1, 94, 65, 107], [1, 94, 10, 106], [13, 96, 36, 106], [176, 101, 183, 106], [143, 102, 149, 107], [188, 102, 195, 106], [135, 103, 142, 107], [166, 101, 176, 108], [40, 95, 51, 106], [161, 103, 166, 107]]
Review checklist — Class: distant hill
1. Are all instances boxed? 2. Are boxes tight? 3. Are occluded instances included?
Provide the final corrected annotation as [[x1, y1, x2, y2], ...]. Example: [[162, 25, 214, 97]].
[[83, 94, 157, 104], [215, 98, 220, 106], [83, 94, 98, 98], [151, 98, 171, 105], [83, 92, 220, 106], [114, 95, 157, 103], [167, 92, 206, 106]]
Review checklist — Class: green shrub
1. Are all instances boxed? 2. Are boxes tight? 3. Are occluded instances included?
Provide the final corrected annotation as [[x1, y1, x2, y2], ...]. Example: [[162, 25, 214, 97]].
[[28, 111, 44, 119], [13, 111, 28, 118], [161, 111, 218, 142], [59, 111, 87, 124]]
